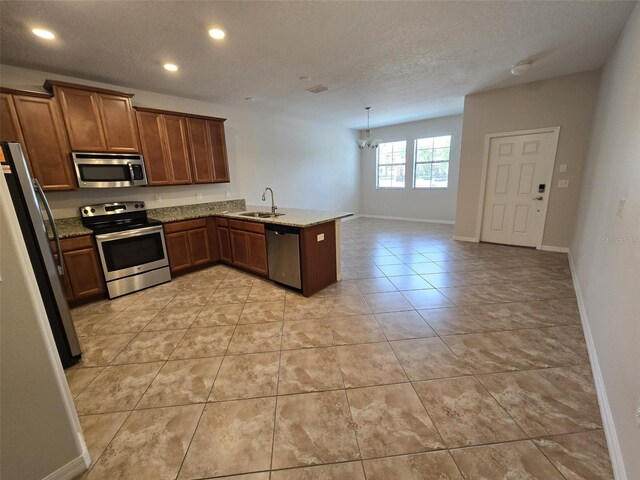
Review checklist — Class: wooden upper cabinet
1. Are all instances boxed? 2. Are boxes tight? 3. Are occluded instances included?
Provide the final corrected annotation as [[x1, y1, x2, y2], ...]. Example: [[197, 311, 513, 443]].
[[136, 110, 171, 185], [44, 80, 139, 153], [186, 117, 230, 184], [98, 94, 140, 152], [186, 117, 213, 183], [12, 94, 75, 191], [163, 115, 192, 184], [207, 120, 230, 182], [0, 92, 23, 142], [136, 110, 192, 186]]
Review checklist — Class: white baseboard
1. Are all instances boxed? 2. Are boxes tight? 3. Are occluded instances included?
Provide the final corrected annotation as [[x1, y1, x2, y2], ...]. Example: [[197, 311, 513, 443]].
[[568, 251, 627, 480], [358, 214, 455, 225], [540, 244, 569, 253], [41, 452, 90, 480], [452, 235, 479, 242]]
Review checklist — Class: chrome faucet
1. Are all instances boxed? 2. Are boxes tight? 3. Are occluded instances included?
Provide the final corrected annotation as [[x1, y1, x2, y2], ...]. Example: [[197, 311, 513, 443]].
[[262, 187, 277, 213]]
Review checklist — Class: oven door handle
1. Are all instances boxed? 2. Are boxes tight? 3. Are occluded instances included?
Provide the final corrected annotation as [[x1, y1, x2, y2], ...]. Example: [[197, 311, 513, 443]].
[[127, 163, 135, 186], [95, 225, 164, 241]]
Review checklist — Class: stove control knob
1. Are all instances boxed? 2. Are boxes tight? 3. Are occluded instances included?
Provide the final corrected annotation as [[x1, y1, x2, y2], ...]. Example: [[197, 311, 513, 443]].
[[134, 203, 138, 208], [83, 209, 88, 215], [90, 208, 95, 213], [140, 202, 144, 208]]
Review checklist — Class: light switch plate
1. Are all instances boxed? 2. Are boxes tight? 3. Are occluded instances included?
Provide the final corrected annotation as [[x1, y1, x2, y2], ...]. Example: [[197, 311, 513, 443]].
[[558, 180, 569, 188], [225, 190, 231, 198], [559, 164, 568, 173], [196, 192, 203, 201], [317, 233, 325, 242]]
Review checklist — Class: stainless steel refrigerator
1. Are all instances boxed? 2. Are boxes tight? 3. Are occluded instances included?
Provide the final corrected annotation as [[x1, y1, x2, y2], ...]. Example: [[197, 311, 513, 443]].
[[2, 141, 81, 368]]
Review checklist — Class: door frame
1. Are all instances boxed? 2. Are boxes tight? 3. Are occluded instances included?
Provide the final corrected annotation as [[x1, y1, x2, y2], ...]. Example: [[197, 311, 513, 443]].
[[474, 126, 560, 249]]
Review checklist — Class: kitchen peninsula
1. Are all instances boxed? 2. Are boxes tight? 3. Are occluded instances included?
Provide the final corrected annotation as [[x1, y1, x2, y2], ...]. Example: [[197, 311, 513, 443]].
[[47, 199, 352, 302]]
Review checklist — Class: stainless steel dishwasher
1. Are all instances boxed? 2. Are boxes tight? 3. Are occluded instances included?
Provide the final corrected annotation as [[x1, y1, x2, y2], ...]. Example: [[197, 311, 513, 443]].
[[266, 224, 301, 289]]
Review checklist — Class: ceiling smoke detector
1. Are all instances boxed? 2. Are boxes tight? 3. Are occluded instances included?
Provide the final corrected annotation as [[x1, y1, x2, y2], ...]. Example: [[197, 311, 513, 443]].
[[305, 85, 329, 94]]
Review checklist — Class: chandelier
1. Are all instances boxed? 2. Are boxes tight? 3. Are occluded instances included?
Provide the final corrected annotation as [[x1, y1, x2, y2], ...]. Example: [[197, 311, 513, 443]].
[[356, 107, 382, 149]]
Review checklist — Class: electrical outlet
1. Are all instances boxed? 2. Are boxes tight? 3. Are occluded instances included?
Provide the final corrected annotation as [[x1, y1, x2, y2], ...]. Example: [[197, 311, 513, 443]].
[[559, 164, 568, 173], [636, 397, 640, 427], [558, 180, 569, 188], [617, 199, 626, 219], [317, 233, 325, 242], [196, 192, 203, 201], [155, 195, 162, 204], [225, 190, 231, 198]]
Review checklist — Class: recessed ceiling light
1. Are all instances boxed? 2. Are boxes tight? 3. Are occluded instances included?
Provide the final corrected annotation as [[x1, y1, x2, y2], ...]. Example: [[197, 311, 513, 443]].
[[244, 97, 255, 101], [163, 63, 178, 72], [511, 62, 532, 76], [299, 76, 311, 81], [208, 28, 226, 40], [32, 28, 55, 40]]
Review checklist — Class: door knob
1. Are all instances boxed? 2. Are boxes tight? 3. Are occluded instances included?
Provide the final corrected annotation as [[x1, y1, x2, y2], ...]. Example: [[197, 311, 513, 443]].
[[533, 196, 544, 200]]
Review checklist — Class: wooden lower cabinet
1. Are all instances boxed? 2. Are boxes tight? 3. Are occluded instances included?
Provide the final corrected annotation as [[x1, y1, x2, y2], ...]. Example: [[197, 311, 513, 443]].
[[300, 221, 337, 297], [246, 232, 268, 276], [164, 219, 212, 274], [53, 236, 105, 302], [227, 219, 268, 276]]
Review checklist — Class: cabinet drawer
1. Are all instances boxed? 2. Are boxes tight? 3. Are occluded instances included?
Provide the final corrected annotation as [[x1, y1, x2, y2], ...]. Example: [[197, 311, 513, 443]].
[[215, 217, 228, 227], [228, 219, 265, 234], [51, 235, 94, 252], [163, 218, 207, 234]]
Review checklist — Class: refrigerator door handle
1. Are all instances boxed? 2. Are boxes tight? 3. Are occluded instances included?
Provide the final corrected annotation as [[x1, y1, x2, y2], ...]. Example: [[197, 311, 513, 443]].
[[32, 178, 64, 276]]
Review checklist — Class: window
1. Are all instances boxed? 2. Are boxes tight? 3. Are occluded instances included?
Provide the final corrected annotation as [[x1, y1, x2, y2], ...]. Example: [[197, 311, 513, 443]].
[[414, 135, 451, 188], [377, 141, 406, 188]]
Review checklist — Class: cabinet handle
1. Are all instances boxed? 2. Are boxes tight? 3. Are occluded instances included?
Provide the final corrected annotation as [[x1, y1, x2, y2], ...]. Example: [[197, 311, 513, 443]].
[[33, 178, 64, 275]]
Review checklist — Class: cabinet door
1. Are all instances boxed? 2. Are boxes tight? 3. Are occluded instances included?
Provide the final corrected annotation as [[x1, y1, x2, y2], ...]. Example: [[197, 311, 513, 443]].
[[230, 230, 250, 268], [163, 115, 192, 184], [0, 93, 23, 142], [53, 253, 74, 301], [206, 120, 230, 182], [186, 117, 214, 183], [188, 228, 212, 266], [247, 232, 268, 276], [98, 94, 139, 152], [55, 87, 107, 151], [12, 95, 75, 191], [206, 217, 221, 262], [136, 111, 171, 185], [63, 248, 105, 300], [165, 231, 192, 274], [217, 226, 232, 263]]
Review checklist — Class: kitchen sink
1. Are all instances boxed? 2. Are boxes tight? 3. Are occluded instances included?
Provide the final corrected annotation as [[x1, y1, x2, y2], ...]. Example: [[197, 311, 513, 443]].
[[239, 211, 286, 219]]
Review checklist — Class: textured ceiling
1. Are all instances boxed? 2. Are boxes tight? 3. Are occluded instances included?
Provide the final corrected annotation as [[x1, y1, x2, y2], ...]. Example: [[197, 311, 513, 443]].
[[0, 0, 635, 128]]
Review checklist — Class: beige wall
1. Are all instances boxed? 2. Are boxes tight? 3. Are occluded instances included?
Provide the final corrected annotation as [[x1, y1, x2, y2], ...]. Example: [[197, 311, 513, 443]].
[[1, 176, 88, 479], [571, 4, 640, 478], [360, 115, 462, 222], [0, 65, 360, 218], [455, 70, 600, 247]]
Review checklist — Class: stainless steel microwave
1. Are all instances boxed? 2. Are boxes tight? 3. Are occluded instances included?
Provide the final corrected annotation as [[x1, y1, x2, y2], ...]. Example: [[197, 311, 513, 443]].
[[72, 152, 148, 188]]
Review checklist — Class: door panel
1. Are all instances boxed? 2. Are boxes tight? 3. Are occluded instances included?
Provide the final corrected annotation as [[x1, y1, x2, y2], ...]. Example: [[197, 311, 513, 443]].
[[186, 117, 213, 183], [164, 115, 192, 184], [481, 132, 557, 247], [217, 227, 232, 263], [247, 232, 268, 275], [98, 94, 139, 152], [64, 248, 105, 299], [188, 228, 211, 266], [13, 95, 75, 191], [55, 87, 107, 151], [206, 120, 230, 182], [136, 111, 171, 185], [166, 231, 192, 273], [230, 230, 249, 268]]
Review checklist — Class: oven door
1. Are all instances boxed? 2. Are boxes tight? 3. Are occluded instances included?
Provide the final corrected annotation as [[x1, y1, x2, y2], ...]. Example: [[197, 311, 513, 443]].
[[95, 225, 169, 282]]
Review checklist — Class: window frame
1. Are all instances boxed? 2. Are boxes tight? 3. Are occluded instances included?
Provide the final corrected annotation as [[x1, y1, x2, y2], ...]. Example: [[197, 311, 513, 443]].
[[376, 140, 407, 189], [412, 135, 452, 190]]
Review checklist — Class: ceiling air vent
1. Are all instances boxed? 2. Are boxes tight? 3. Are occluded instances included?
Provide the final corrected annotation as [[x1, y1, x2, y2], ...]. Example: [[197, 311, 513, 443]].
[[305, 84, 329, 94]]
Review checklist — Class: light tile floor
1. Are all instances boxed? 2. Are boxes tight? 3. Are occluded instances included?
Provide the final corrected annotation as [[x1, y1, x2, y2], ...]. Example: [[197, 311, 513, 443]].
[[67, 218, 613, 480]]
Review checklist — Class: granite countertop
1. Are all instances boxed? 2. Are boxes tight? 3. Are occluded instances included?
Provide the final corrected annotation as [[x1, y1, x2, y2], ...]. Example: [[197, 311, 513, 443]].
[[46, 198, 352, 239], [221, 206, 353, 227]]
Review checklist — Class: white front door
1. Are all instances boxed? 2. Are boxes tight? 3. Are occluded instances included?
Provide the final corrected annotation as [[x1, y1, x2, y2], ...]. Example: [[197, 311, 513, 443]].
[[480, 131, 557, 247]]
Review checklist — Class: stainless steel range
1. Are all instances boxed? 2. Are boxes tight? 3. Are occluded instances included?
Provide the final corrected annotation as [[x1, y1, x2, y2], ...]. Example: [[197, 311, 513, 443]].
[[80, 201, 170, 298]]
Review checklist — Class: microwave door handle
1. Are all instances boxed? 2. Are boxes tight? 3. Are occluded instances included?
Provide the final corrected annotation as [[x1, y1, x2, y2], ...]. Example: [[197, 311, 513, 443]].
[[33, 178, 64, 276], [127, 163, 135, 185]]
